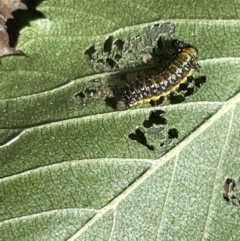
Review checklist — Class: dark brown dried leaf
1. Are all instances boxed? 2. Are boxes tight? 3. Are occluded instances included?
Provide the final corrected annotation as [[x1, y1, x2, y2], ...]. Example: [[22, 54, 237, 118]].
[[0, 0, 27, 57]]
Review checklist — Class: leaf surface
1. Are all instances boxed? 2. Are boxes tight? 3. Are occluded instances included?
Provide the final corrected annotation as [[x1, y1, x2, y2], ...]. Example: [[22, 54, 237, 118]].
[[1, 0, 240, 240]]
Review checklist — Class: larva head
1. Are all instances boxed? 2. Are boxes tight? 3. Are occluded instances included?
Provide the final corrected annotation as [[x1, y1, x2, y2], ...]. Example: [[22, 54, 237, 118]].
[[173, 40, 200, 71], [181, 45, 199, 68], [183, 45, 198, 58], [173, 40, 198, 55]]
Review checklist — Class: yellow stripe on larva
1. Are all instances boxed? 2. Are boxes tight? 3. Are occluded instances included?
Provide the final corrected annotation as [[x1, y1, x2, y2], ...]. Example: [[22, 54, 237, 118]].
[[123, 45, 199, 108]]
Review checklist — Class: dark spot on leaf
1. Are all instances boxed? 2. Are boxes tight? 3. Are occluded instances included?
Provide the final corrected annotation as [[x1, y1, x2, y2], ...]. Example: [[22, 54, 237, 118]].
[[114, 54, 122, 61], [104, 36, 113, 53], [84, 46, 96, 60], [160, 142, 164, 147], [169, 94, 185, 105], [97, 59, 104, 64], [105, 96, 119, 109], [129, 128, 154, 151], [150, 97, 164, 106], [114, 39, 124, 51], [143, 110, 166, 128], [223, 178, 234, 202], [195, 75, 206, 87], [75, 92, 85, 99], [156, 37, 164, 49], [222, 177, 240, 206], [159, 142, 168, 152], [106, 58, 118, 69], [85, 88, 97, 95], [168, 128, 178, 139]]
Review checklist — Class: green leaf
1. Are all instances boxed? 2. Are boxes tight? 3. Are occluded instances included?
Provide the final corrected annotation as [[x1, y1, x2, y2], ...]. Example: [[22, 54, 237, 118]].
[[1, 0, 240, 240]]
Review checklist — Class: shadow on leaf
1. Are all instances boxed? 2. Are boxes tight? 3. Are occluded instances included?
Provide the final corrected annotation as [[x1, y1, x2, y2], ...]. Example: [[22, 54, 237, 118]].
[[6, 0, 45, 48]]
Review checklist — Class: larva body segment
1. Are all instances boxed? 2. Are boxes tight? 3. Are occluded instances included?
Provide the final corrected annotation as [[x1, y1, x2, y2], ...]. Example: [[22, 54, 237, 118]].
[[123, 43, 200, 108]]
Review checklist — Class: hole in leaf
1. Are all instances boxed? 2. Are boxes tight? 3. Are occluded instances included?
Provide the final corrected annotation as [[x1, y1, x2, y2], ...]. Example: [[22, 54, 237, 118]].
[[104, 36, 113, 53], [105, 96, 118, 109], [114, 39, 124, 51], [97, 59, 105, 64], [150, 97, 164, 107], [169, 94, 185, 105], [115, 54, 122, 61], [84, 46, 96, 60], [128, 128, 154, 151], [160, 142, 165, 147], [106, 58, 118, 69], [143, 110, 166, 128], [195, 75, 206, 87], [223, 178, 234, 202], [222, 177, 240, 206], [85, 88, 97, 95], [75, 92, 85, 99], [156, 38, 164, 49], [168, 128, 178, 139]]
